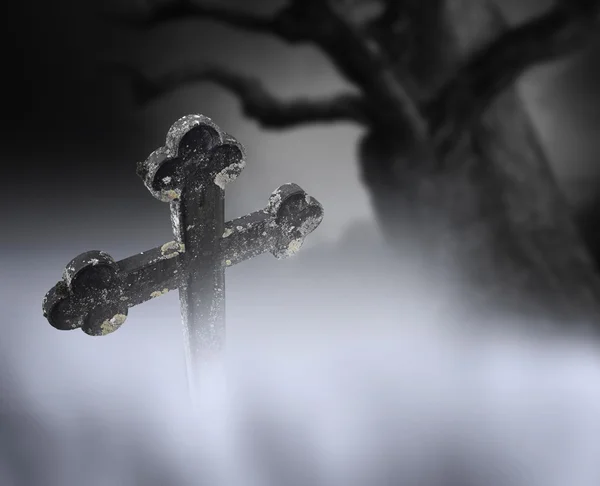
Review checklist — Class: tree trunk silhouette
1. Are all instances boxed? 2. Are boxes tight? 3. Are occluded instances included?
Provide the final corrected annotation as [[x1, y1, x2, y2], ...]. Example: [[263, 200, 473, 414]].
[[112, 0, 600, 326], [360, 0, 600, 321]]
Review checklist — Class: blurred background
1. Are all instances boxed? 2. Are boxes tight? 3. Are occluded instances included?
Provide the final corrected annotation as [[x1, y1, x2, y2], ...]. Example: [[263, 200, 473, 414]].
[[2, 0, 600, 485], [3, 0, 600, 243]]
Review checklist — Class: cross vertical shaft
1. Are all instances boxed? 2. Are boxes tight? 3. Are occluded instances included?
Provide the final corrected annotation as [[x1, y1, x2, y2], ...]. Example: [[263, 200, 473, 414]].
[[174, 184, 226, 368]]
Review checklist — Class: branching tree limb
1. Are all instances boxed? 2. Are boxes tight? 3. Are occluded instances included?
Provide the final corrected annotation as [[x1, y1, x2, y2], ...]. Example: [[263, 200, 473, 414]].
[[109, 61, 370, 128], [110, 0, 307, 42], [428, 0, 600, 153], [311, 0, 426, 135], [110, 0, 600, 156], [110, 0, 428, 144]]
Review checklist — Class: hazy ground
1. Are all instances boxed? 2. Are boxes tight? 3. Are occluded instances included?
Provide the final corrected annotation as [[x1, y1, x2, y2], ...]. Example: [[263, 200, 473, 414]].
[[3, 224, 600, 486]]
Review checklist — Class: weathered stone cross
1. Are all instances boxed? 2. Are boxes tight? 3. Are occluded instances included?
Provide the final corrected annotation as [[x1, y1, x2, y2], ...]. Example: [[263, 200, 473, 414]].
[[42, 114, 324, 385]]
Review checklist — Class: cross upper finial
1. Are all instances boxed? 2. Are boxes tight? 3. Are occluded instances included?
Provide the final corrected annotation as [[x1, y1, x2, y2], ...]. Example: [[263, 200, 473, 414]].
[[138, 114, 245, 203]]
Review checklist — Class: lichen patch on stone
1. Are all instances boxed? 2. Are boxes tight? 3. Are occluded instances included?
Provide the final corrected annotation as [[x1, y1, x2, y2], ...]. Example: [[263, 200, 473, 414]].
[[214, 163, 243, 190], [100, 314, 126, 336], [268, 191, 283, 213], [164, 189, 180, 200], [150, 288, 169, 299], [161, 241, 184, 258], [284, 238, 303, 257]]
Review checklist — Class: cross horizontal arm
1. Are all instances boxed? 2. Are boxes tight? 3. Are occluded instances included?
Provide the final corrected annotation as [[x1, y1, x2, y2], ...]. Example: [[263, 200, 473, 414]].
[[42, 242, 185, 336], [221, 183, 324, 265], [220, 209, 275, 266], [113, 182, 325, 270], [42, 184, 323, 337], [117, 241, 184, 306]]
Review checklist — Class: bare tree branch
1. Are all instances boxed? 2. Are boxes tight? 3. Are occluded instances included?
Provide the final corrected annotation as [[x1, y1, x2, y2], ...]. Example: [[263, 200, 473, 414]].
[[108, 61, 370, 128], [108, 0, 306, 42], [109, 0, 429, 143], [302, 1, 429, 142], [428, 1, 600, 153], [376, 0, 405, 29]]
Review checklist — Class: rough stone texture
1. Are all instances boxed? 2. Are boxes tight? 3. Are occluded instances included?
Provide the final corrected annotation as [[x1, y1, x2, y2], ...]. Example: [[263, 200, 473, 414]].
[[42, 114, 324, 380]]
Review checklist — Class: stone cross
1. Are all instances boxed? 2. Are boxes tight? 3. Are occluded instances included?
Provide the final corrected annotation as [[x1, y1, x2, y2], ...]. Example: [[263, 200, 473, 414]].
[[42, 114, 324, 388]]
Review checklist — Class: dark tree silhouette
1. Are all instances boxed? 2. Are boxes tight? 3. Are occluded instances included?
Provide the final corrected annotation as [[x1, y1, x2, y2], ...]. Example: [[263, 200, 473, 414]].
[[113, 0, 600, 325]]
